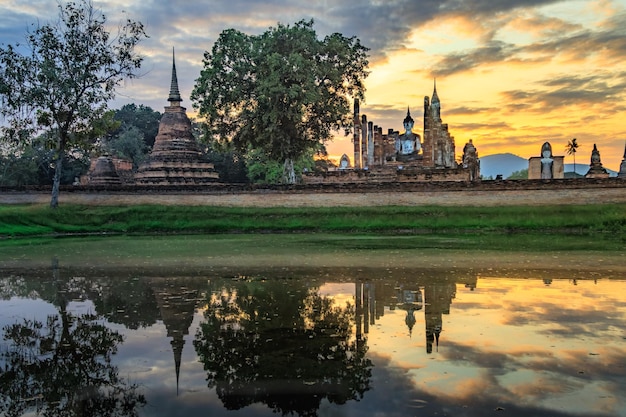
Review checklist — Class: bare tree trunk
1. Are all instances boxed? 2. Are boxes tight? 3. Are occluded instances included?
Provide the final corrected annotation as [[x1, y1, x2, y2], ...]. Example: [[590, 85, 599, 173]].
[[283, 158, 296, 184], [50, 153, 63, 209]]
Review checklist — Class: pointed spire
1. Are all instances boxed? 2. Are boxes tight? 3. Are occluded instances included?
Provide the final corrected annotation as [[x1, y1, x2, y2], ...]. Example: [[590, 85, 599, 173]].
[[431, 78, 440, 104], [403, 106, 414, 124], [168, 47, 182, 104], [623, 141, 626, 159]]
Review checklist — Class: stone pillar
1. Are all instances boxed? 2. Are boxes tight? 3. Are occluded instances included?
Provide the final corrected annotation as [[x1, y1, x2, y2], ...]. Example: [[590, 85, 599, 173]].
[[361, 115, 368, 169], [368, 122, 374, 168], [353, 99, 361, 169]]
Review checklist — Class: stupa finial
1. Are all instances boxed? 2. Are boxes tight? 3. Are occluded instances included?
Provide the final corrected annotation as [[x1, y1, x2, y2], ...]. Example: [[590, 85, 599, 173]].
[[168, 47, 182, 104]]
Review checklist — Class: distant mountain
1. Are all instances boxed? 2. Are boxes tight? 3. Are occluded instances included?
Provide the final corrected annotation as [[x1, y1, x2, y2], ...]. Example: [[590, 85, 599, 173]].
[[479, 153, 617, 178], [479, 153, 527, 179]]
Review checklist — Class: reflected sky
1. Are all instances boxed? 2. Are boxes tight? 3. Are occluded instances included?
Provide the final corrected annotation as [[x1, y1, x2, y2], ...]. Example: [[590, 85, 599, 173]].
[[0, 259, 625, 417]]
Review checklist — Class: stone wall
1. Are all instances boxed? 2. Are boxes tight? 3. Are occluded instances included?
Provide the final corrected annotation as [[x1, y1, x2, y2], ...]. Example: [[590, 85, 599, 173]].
[[303, 166, 469, 184], [2, 178, 625, 207]]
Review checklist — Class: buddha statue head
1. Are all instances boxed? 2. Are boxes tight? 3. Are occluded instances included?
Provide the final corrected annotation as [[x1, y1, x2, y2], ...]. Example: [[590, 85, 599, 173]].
[[403, 107, 414, 135]]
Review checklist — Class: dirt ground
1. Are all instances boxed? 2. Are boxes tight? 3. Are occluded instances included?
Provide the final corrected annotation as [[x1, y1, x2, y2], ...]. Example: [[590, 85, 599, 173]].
[[1, 186, 625, 207]]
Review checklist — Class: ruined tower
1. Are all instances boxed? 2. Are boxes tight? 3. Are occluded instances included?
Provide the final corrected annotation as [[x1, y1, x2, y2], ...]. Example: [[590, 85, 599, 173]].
[[135, 48, 219, 185], [422, 80, 456, 168]]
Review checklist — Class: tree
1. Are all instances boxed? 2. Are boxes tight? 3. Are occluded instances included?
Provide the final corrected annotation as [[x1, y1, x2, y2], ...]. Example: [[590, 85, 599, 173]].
[[0, 134, 90, 186], [194, 278, 372, 415], [0, 314, 146, 416], [507, 168, 528, 179], [105, 125, 149, 169], [0, 0, 146, 207], [245, 147, 315, 184], [191, 19, 369, 184], [565, 138, 579, 175], [0, 259, 146, 416], [110, 103, 161, 149]]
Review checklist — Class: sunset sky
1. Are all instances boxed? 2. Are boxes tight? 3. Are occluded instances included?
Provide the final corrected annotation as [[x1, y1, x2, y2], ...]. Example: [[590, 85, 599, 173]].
[[2, 0, 626, 170]]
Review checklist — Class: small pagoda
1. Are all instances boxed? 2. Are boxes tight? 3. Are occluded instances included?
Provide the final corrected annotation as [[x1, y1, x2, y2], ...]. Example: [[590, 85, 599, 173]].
[[135, 49, 219, 185], [584, 144, 609, 179], [87, 155, 122, 186]]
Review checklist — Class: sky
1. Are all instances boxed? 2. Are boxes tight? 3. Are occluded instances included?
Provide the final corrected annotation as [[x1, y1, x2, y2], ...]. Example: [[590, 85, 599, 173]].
[[2, 0, 626, 170]]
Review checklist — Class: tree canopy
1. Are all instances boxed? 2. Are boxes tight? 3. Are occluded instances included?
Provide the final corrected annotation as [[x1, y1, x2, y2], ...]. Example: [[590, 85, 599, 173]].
[[0, 0, 146, 207], [191, 19, 369, 184]]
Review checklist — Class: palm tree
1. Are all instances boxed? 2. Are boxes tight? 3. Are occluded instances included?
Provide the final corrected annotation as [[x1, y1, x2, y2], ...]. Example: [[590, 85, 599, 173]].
[[565, 138, 579, 175]]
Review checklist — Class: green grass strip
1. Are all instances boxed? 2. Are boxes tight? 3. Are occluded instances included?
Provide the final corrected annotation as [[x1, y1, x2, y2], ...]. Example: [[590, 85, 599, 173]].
[[1, 203, 624, 239]]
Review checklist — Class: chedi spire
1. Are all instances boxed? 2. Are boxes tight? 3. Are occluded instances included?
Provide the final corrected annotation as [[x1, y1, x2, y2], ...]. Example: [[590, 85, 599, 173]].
[[168, 47, 182, 104]]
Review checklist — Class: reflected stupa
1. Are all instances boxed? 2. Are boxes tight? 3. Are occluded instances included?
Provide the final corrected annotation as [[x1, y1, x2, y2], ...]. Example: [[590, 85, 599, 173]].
[[148, 277, 200, 395], [135, 48, 219, 185]]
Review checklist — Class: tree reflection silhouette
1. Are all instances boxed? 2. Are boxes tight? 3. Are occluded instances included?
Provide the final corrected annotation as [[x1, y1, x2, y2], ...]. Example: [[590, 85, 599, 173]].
[[0, 311, 146, 417], [194, 279, 372, 416], [0, 258, 146, 417]]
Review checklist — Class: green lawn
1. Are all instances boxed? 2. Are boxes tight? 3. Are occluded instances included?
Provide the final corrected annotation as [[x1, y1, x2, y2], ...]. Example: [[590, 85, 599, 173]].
[[0, 204, 624, 245]]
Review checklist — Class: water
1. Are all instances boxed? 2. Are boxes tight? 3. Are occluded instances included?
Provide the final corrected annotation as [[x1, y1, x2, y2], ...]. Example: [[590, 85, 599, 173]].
[[0, 236, 625, 417]]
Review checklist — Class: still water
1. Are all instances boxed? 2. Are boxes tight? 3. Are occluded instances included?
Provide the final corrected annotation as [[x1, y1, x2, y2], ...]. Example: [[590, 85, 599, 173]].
[[0, 235, 625, 417]]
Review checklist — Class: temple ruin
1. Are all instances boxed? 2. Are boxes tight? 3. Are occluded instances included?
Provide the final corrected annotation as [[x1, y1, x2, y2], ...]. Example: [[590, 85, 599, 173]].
[[304, 81, 479, 183], [135, 49, 219, 185], [584, 144, 609, 179], [528, 142, 564, 179]]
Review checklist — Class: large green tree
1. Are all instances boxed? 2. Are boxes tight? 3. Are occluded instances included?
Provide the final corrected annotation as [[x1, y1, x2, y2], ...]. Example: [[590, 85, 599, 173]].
[[0, 0, 146, 207], [191, 20, 369, 184]]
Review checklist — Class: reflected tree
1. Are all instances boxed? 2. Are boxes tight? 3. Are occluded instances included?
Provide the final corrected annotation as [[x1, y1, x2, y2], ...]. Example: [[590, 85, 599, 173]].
[[0, 260, 146, 416], [0, 311, 146, 417], [89, 278, 160, 330], [194, 279, 372, 416]]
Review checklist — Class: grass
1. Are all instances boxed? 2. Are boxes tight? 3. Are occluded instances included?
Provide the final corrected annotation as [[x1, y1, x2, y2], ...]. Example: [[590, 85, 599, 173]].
[[0, 203, 625, 239]]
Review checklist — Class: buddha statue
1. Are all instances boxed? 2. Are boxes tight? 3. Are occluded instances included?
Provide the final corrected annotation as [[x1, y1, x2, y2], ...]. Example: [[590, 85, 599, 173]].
[[462, 139, 480, 181], [540, 142, 554, 179], [395, 108, 421, 160]]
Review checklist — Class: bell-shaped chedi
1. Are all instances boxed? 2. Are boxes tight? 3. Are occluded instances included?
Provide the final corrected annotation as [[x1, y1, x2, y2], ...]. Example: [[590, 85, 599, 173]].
[[87, 155, 122, 186], [584, 143, 609, 179], [135, 49, 219, 185]]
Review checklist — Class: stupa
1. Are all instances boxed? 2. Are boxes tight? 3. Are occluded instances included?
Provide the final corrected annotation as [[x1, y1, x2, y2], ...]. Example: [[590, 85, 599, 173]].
[[584, 144, 609, 179], [88, 155, 122, 186], [135, 49, 219, 185]]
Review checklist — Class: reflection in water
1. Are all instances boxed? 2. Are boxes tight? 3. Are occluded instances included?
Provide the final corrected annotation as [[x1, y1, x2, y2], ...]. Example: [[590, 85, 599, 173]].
[[194, 279, 371, 416], [0, 259, 146, 417], [0, 260, 625, 417]]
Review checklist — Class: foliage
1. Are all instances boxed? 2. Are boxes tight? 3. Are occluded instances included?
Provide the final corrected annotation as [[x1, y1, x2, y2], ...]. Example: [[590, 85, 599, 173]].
[[104, 125, 149, 169], [507, 168, 528, 179], [0, 149, 40, 186], [110, 104, 161, 148], [245, 147, 315, 184], [0, 0, 146, 207], [198, 131, 249, 183], [191, 19, 369, 184], [0, 135, 89, 186], [565, 138, 579, 172], [194, 278, 372, 414], [0, 312, 146, 416]]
